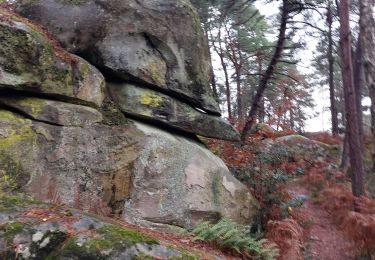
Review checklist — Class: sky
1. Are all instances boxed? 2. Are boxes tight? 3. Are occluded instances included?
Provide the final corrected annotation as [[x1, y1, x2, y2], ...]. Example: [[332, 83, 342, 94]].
[[255, 1, 373, 132], [255, 1, 331, 132]]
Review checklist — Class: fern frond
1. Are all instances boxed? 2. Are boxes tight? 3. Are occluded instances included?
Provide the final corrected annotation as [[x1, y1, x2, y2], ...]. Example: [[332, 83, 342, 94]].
[[191, 218, 279, 259]]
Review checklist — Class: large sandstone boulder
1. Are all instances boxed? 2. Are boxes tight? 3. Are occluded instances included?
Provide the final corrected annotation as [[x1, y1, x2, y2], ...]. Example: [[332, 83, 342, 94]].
[[123, 122, 257, 227], [0, 9, 105, 107], [0, 110, 258, 228], [15, 0, 219, 115], [0, 6, 257, 229]]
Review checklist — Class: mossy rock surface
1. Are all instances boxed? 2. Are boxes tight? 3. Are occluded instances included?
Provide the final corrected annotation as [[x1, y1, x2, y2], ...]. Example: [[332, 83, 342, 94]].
[[0, 8, 105, 107], [0, 193, 201, 260], [108, 82, 240, 141], [0, 109, 257, 231], [0, 96, 103, 126]]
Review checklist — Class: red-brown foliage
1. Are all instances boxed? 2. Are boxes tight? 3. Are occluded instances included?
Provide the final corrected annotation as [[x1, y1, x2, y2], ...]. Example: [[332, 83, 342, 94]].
[[205, 138, 255, 167], [319, 185, 375, 254], [306, 132, 343, 145], [267, 218, 304, 260]]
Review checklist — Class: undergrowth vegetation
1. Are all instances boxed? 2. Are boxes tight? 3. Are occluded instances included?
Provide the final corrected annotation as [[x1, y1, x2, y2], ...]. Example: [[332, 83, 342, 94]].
[[191, 218, 279, 260], [206, 133, 307, 234]]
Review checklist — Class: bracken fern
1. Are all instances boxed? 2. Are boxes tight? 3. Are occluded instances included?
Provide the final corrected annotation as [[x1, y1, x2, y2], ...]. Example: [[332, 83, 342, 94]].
[[192, 218, 279, 260]]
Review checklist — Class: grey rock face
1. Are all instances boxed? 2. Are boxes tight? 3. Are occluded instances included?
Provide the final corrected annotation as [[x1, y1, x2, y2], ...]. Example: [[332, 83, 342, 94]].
[[15, 0, 220, 114], [124, 122, 258, 228], [0, 5, 258, 230], [0, 194, 203, 259], [0, 110, 257, 228], [0, 10, 105, 107], [0, 96, 103, 126], [108, 82, 240, 141]]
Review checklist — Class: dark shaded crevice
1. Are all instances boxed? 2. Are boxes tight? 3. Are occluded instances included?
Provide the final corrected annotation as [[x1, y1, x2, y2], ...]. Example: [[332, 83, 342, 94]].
[[74, 49, 220, 116], [0, 87, 97, 108], [122, 112, 206, 146], [143, 32, 178, 87], [144, 33, 178, 67], [0, 103, 63, 127], [100, 66, 220, 116]]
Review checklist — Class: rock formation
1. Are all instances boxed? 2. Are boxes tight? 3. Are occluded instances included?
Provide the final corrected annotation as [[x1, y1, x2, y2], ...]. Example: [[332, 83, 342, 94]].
[[14, 0, 238, 135], [0, 194, 213, 259], [0, 0, 258, 232]]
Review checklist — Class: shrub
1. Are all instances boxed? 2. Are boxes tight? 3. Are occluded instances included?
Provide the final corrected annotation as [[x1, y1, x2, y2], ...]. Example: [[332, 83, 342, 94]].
[[191, 218, 279, 260]]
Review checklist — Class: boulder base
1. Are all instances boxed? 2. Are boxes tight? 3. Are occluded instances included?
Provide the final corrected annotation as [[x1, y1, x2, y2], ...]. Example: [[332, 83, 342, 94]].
[[0, 110, 258, 228]]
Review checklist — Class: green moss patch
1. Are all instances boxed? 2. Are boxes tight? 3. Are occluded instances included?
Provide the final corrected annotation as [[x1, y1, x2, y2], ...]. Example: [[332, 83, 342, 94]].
[[98, 224, 158, 246], [0, 194, 41, 211], [2, 222, 25, 242], [100, 98, 131, 126], [167, 245, 199, 260]]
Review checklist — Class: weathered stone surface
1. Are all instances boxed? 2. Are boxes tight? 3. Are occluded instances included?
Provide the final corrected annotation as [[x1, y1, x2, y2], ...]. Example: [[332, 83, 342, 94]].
[[0, 9, 105, 107], [0, 96, 103, 126], [274, 134, 341, 162], [1, 2, 258, 232], [124, 122, 258, 228], [254, 134, 341, 163], [15, 0, 220, 114], [108, 83, 240, 141], [0, 110, 257, 228], [0, 194, 203, 259]]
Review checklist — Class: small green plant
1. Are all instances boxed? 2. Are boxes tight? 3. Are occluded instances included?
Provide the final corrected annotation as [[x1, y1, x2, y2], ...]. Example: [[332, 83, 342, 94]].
[[191, 218, 279, 260], [280, 196, 308, 218]]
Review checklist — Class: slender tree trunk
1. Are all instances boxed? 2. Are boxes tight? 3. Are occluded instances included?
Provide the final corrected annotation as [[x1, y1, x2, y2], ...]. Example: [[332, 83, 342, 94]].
[[258, 98, 265, 123], [341, 133, 350, 170], [327, 1, 339, 136], [210, 29, 233, 121], [257, 57, 265, 123], [342, 42, 365, 174], [290, 107, 294, 130], [225, 26, 243, 121], [204, 28, 219, 101], [235, 67, 243, 120], [241, 0, 289, 141], [220, 53, 232, 121], [353, 40, 364, 152], [359, 0, 375, 171], [339, 0, 365, 197]]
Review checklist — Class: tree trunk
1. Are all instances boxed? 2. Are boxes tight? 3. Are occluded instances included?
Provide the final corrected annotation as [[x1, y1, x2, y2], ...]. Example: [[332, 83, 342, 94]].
[[225, 26, 243, 122], [210, 29, 233, 121], [221, 53, 233, 121], [235, 67, 243, 120], [241, 0, 289, 141], [359, 0, 375, 171], [342, 42, 365, 174], [290, 108, 294, 130], [353, 40, 364, 152], [205, 28, 219, 101], [327, 1, 339, 136], [339, 0, 365, 197], [341, 133, 350, 170], [257, 57, 265, 123]]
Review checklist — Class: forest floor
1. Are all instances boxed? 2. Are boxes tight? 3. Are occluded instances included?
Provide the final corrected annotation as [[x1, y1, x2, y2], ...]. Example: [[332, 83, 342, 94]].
[[266, 159, 375, 260], [285, 179, 356, 260], [205, 128, 375, 259]]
